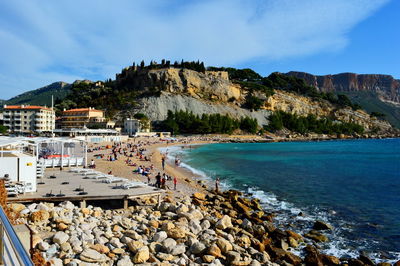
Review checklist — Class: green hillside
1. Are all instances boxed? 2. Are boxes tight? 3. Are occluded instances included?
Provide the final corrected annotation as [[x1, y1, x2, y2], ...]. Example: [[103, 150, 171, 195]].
[[4, 82, 71, 107], [338, 91, 400, 128]]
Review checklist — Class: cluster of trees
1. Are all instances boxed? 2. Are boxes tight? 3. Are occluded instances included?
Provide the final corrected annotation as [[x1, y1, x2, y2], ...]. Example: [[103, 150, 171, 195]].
[[55, 81, 138, 117], [130, 60, 206, 73], [161, 110, 258, 135], [265, 110, 364, 135]]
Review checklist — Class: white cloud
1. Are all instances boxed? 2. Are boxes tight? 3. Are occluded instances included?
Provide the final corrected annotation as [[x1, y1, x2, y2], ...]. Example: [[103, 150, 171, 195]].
[[0, 0, 389, 99]]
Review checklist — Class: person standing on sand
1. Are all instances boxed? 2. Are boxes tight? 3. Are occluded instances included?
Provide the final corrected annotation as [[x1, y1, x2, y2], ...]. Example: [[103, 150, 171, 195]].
[[161, 155, 166, 170], [173, 176, 177, 190], [155, 172, 161, 188], [216, 177, 220, 193]]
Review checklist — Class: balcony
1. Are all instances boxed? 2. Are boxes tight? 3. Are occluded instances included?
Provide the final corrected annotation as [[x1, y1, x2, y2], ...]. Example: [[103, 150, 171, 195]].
[[13, 116, 21, 121]]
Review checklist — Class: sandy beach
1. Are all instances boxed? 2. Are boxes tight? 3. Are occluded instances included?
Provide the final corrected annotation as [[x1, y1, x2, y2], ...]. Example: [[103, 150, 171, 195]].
[[88, 137, 217, 201]]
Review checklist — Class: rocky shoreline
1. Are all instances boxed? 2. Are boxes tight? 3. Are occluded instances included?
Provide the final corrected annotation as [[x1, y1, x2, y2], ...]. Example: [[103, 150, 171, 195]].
[[9, 188, 397, 266]]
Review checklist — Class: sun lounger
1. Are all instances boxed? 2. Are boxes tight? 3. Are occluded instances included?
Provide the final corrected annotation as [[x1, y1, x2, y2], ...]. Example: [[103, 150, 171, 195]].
[[103, 176, 127, 184], [121, 181, 147, 189], [90, 174, 113, 180], [82, 170, 100, 176]]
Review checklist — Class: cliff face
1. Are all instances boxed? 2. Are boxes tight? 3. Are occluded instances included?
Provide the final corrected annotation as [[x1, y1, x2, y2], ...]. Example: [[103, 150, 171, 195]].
[[117, 68, 243, 102], [285, 71, 400, 104], [134, 92, 271, 126], [116, 68, 392, 132]]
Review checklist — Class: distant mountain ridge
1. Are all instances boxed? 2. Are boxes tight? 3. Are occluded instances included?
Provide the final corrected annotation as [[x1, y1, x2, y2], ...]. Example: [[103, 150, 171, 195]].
[[285, 71, 400, 128], [2, 82, 71, 107]]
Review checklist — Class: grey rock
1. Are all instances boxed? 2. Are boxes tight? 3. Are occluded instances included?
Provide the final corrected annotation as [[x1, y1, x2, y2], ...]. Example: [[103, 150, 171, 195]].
[[190, 241, 206, 255], [153, 231, 168, 242], [162, 238, 176, 253], [170, 244, 186, 256], [117, 255, 133, 266]]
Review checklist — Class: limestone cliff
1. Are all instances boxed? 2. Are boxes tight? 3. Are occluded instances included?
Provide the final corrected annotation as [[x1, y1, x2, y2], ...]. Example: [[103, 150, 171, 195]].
[[116, 67, 243, 102], [116, 67, 393, 133], [285, 71, 400, 104]]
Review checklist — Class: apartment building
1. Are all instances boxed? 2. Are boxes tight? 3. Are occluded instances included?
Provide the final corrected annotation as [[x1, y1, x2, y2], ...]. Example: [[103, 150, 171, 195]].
[[2, 105, 55, 133], [60, 107, 113, 129]]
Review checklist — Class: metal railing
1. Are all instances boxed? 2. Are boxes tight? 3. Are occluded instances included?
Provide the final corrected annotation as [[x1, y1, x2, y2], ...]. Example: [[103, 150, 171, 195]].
[[0, 206, 33, 266]]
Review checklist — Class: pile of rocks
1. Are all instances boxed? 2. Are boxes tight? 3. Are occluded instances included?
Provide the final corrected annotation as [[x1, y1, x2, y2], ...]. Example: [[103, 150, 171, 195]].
[[9, 190, 392, 266]]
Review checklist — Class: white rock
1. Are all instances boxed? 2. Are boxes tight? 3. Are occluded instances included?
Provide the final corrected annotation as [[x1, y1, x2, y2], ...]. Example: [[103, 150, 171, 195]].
[[36, 203, 49, 211], [48, 258, 63, 266], [53, 231, 69, 245], [38, 241, 50, 251], [27, 203, 37, 211], [201, 220, 211, 230]]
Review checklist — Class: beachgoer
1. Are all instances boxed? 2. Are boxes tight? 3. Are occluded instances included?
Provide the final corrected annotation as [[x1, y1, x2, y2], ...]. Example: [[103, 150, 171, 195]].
[[161, 175, 166, 189], [161, 155, 165, 170], [173, 176, 177, 190], [90, 159, 95, 168], [216, 177, 220, 193], [155, 172, 161, 188]]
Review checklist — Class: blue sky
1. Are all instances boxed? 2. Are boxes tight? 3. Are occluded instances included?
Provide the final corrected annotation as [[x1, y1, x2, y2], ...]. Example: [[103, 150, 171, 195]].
[[0, 0, 398, 99]]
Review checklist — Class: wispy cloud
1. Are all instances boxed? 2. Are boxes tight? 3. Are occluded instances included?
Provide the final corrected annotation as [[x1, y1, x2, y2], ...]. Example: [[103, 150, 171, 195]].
[[0, 0, 389, 99]]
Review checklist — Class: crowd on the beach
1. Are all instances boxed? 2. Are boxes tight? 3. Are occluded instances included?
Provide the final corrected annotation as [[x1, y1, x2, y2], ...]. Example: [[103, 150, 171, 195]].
[[87, 138, 183, 191]]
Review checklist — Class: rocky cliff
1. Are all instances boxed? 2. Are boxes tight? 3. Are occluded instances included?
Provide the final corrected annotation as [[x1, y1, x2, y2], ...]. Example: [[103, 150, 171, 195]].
[[118, 68, 393, 132], [117, 67, 243, 102], [285, 71, 400, 104]]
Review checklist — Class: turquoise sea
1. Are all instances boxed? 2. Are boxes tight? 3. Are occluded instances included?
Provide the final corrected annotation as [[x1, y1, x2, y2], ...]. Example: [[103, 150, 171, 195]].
[[166, 139, 400, 261]]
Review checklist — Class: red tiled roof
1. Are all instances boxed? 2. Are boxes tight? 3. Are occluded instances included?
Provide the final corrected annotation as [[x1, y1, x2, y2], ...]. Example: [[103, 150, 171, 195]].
[[63, 108, 103, 113], [4, 105, 52, 110]]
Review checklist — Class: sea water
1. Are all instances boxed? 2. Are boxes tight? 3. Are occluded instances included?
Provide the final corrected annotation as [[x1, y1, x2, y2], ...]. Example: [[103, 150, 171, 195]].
[[165, 139, 400, 261]]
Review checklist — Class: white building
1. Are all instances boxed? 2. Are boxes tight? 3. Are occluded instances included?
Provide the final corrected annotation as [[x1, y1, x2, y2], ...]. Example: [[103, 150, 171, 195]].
[[3, 105, 55, 134], [0, 138, 37, 193], [124, 118, 141, 136], [124, 118, 151, 136]]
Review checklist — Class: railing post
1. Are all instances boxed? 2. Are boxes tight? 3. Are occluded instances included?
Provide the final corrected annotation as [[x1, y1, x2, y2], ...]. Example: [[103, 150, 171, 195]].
[[0, 224, 4, 265]]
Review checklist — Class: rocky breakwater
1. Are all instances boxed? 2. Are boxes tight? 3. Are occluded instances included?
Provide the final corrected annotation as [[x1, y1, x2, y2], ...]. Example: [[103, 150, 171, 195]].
[[9, 192, 396, 266]]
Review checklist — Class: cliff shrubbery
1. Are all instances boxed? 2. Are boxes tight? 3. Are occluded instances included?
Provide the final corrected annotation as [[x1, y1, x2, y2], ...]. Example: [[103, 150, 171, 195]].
[[161, 110, 258, 135], [265, 110, 365, 135]]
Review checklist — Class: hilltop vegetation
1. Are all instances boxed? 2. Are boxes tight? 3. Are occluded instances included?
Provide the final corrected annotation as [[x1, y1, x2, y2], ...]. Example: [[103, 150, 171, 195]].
[[2, 82, 71, 108]]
